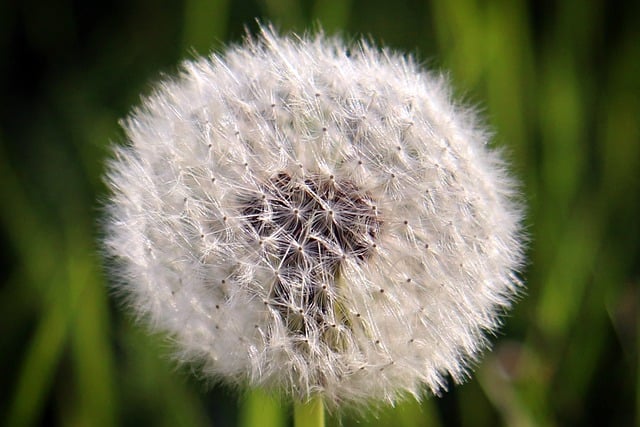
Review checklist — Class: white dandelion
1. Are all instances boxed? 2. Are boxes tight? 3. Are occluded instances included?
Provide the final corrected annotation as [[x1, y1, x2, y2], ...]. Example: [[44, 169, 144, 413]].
[[104, 25, 524, 407]]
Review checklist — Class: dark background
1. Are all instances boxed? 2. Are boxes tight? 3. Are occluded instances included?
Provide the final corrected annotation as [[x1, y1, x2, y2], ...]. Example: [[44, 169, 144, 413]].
[[1, 0, 638, 426]]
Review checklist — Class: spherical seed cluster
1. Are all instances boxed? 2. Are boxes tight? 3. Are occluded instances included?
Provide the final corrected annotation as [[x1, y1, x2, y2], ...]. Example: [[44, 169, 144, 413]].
[[104, 26, 524, 406]]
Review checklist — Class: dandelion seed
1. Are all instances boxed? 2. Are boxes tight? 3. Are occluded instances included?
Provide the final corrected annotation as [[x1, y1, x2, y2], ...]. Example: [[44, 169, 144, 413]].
[[103, 24, 525, 407]]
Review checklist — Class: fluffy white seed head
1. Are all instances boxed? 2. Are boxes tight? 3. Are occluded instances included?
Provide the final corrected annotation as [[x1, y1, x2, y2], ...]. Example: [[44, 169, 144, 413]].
[[104, 25, 524, 407]]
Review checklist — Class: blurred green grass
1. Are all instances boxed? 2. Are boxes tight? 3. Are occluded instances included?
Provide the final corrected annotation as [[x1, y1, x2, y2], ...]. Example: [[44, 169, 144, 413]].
[[1, 0, 638, 426]]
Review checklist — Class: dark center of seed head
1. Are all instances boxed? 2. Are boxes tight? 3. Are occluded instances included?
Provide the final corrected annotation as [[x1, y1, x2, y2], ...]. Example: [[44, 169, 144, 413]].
[[239, 171, 381, 336]]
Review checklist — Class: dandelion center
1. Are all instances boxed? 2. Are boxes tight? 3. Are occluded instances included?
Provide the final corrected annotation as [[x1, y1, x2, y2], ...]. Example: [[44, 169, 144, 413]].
[[240, 172, 381, 337]]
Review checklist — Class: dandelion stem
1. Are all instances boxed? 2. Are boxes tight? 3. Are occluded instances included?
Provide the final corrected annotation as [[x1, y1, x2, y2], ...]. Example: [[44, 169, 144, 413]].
[[293, 395, 324, 427]]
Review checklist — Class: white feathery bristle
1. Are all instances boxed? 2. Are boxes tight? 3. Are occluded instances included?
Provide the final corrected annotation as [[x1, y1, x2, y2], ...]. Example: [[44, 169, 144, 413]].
[[103, 24, 525, 407]]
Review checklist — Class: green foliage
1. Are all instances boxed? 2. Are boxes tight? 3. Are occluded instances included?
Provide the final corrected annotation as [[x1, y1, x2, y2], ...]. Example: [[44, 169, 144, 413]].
[[1, 0, 638, 425]]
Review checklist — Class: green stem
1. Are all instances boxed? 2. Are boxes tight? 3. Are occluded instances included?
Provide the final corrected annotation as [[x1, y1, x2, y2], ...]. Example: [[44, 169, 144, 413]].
[[293, 395, 325, 427]]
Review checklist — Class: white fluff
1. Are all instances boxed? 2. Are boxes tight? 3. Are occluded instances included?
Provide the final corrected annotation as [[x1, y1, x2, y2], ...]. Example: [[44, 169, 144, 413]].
[[104, 25, 525, 407]]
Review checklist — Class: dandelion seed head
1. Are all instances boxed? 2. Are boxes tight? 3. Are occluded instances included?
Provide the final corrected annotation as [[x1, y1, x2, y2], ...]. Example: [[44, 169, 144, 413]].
[[104, 25, 525, 406]]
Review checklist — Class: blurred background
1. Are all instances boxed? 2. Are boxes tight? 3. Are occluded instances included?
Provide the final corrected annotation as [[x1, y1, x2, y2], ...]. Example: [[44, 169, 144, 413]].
[[1, 0, 638, 426]]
